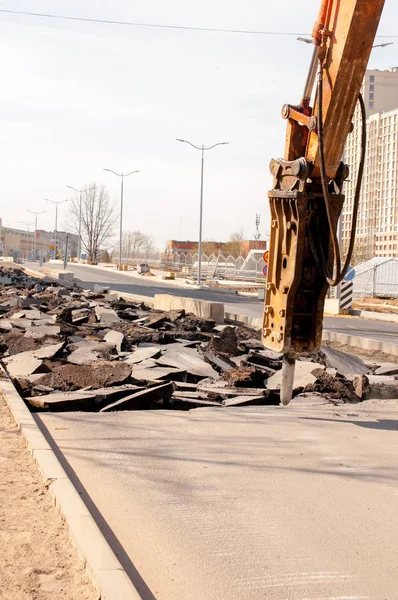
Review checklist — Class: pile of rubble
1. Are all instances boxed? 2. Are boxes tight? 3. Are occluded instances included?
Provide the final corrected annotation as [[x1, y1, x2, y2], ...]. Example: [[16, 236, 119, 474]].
[[0, 266, 397, 412]]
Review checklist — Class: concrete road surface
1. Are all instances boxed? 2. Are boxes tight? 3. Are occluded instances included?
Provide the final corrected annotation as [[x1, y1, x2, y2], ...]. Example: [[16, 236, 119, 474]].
[[37, 398, 398, 600], [27, 262, 398, 347], [26, 262, 262, 318]]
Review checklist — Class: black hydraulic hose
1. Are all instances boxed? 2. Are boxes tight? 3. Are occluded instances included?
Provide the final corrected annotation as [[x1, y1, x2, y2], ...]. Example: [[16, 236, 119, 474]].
[[315, 61, 367, 286]]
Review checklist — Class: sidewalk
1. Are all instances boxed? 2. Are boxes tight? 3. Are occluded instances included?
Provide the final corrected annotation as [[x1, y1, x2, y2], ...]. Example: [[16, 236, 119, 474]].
[[0, 393, 96, 600]]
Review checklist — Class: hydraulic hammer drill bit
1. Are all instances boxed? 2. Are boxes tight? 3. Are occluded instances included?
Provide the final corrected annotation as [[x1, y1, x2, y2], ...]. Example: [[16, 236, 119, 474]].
[[280, 353, 296, 406]]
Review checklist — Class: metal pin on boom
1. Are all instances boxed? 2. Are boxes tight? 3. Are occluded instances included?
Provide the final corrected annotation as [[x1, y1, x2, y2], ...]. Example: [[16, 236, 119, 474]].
[[280, 353, 296, 406]]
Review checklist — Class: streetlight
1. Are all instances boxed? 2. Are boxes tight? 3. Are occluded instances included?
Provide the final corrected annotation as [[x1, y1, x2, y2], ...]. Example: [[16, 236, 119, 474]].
[[298, 37, 394, 49], [103, 168, 140, 267], [45, 199, 68, 259], [176, 139, 229, 286], [372, 42, 394, 48], [66, 185, 95, 262], [26, 210, 46, 256], [19, 221, 34, 260]]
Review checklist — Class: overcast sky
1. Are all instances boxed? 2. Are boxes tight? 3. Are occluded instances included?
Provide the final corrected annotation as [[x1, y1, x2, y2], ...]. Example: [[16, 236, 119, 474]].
[[0, 0, 397, 249]]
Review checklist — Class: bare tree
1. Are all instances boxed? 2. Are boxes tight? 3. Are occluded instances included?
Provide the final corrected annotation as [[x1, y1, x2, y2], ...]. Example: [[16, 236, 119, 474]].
[[122, 231, 146, 259], [122, 231, 157, 260], [66, 183, 117, 264], [142, 235, 156, 258], [224, 229, 245, 257], [202, 240, 222, 256]]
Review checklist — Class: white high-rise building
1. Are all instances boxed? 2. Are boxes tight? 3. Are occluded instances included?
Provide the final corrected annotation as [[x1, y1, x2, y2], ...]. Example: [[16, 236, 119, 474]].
[[362, 67, 398, 117], [342, 68, 398, 259]]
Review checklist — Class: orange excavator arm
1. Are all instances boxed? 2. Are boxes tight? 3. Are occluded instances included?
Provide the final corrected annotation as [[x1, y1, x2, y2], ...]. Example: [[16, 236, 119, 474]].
[[263, 0, 385, 404]]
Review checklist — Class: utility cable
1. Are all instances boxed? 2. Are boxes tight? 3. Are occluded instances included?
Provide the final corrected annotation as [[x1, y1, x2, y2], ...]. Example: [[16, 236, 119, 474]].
[[0, 9, 307, 36], [1, 8, 395, 38]]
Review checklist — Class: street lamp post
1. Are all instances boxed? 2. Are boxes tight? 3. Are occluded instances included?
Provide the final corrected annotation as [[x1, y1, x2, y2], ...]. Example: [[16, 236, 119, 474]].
[[26, 210, 46, 257], [176, 139, 229, 286], [298, 37, 394, 49], [66, 185, 95, 261], [19, 221, 34, 260], [45, 199, 68, 259], [103, 169, 140, 267]]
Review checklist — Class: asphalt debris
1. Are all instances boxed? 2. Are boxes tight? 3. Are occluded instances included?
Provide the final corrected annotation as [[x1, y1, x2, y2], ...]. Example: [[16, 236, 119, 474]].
[[0, 265, 397, 412]]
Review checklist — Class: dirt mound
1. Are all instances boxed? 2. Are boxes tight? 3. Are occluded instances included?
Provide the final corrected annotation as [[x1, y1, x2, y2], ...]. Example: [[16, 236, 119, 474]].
[[36, 361, 132, 391]]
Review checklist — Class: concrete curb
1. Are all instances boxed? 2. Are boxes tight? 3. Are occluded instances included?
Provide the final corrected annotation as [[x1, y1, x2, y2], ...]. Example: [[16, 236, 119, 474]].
[[111, 291, 155, 308], [0, 371, 142, 600], [225, 312, 398, 356], [322, 331, 398, 357], [22, 266, 76, 290], [349, 309, 398, 324], [225, 312, 262, 329]]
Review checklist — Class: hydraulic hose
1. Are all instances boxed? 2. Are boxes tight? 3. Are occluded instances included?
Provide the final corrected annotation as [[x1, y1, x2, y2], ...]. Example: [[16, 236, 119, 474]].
[[314, 60, 367, 287]]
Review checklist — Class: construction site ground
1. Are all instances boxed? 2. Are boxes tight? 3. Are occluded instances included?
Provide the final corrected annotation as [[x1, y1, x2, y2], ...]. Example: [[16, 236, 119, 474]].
[[0, 393, 96, 600], [353, 297, 398, 314], [37, 397, 398, 600], [1, 263, 398, 599]]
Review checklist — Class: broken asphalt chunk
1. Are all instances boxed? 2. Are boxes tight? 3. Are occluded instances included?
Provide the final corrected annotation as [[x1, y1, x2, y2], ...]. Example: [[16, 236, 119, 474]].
[[27, 384, 141, 411], [122, 346, 162, 364], [374, 362, 398, 377], [104, 330, 125, 353], [156, 347, 218, 379], [100, 382, 176, 412], [267, 360, 324, 391], [223, 394, 269, 407], [94, 305, 120, 325], [318, 346, 368, 376], [131, 366, 187, 383], [168, 397, 222, 410], [34, 361, 132, 391]]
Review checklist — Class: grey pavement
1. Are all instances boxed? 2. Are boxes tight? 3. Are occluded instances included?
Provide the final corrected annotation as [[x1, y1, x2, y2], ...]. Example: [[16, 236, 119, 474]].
[[26, 262, 398, 347], [37, 398, 398, 600]]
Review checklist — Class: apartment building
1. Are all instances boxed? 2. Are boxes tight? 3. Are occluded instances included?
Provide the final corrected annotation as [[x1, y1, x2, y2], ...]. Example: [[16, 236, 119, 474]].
[[0, 224, 79, 260], [342, 68, 398, 259], [363, 68, 398, 116]]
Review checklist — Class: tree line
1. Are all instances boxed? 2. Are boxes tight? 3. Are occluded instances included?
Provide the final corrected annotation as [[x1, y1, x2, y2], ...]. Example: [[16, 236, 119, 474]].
[[65, 183, 260, 263]]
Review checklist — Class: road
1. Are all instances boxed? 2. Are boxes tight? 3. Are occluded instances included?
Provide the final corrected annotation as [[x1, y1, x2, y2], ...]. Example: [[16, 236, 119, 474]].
[[36, 398, 398, 600], [27, 262, 398, 347]]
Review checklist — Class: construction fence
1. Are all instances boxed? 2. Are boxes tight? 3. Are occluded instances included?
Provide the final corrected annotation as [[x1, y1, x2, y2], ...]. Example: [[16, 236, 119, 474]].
[[122, 253, 398, 295], [352, 257, 398, 299], [121, 251, 267, 283]]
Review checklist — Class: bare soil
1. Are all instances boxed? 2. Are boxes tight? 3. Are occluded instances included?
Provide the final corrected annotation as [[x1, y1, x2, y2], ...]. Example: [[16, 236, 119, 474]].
[[36, 361, 132, 391], [0, 394, 97, 600], [353, 297, 398, 313]]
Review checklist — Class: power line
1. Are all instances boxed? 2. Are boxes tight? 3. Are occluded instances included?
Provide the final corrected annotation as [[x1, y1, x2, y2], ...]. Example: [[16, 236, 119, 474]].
[[1, 8, 396, 38], [0, 8, 321, 37], [0, 8, 395, 39]]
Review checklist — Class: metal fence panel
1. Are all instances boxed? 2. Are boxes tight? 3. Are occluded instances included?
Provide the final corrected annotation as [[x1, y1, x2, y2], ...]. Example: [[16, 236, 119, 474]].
[[115, 251, 267, 283], [353, 258, 398, 298]]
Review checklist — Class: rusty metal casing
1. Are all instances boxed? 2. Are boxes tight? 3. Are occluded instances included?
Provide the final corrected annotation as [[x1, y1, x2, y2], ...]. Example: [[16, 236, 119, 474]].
[[307, 0, 385, 180], [263, 0, 385, 355], [263, 189, 343, 353]]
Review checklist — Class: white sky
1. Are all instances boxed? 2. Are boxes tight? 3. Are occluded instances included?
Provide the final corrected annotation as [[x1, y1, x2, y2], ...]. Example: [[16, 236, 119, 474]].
[[0, 0, 397, 249]]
